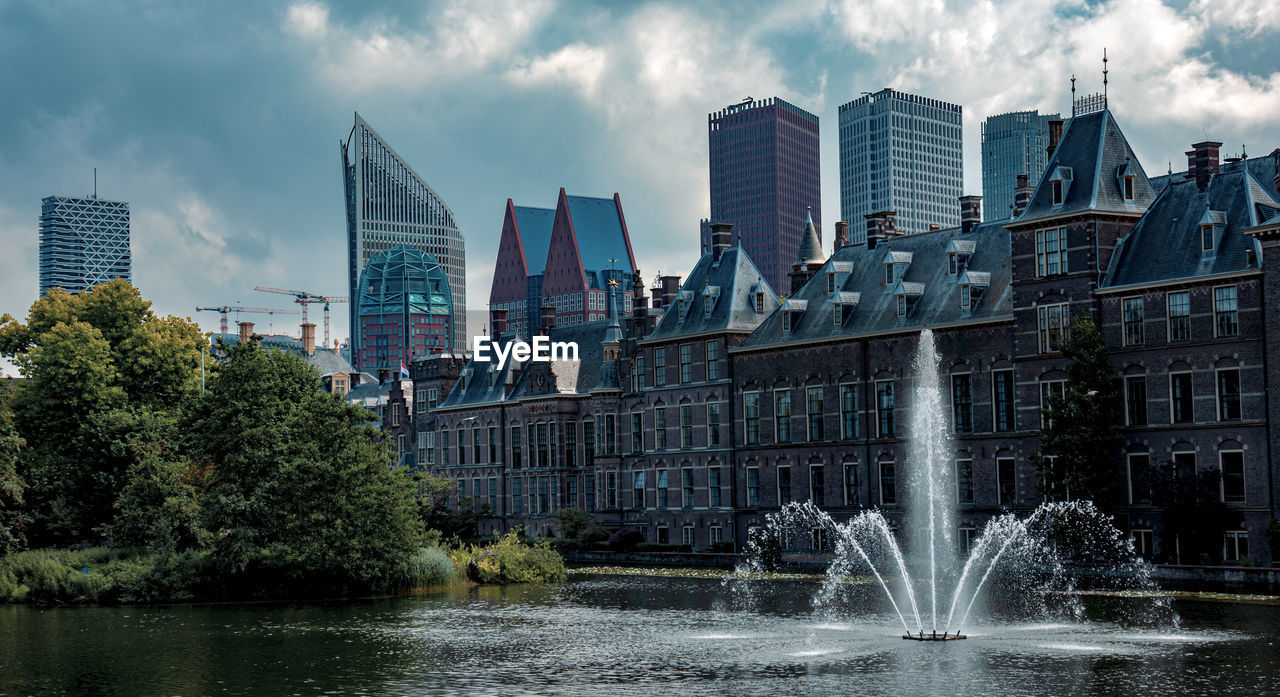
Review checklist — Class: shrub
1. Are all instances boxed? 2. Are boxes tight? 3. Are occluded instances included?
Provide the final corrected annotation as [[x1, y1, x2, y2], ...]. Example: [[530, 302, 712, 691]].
[[456, 531, 566, 584], [398, 546, 458, 588], [707, 541, 736, 554], [607, 527, 644, 552]]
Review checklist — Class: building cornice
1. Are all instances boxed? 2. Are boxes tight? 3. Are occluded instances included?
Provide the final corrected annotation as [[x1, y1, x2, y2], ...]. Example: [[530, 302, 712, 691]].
[[1094, 268, 1261, 295], [729, 315, 1015, 355]]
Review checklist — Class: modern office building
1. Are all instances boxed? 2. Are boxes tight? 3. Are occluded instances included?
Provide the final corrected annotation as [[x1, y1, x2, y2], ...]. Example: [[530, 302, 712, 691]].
[[980, 110, 1062, 221], [489, 189, 637, 335], [355, 245, 453, 373], [838, 89, 963, 239], [341, 112, 467, 362], [704, 97, 821, 295], [38, 194, 131, 295]]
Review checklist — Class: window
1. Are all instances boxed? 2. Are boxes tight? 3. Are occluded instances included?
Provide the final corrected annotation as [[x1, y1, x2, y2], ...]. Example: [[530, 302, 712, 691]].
[[775, 391, 792, 443], [709, 525, 723, 545], [951, 374, 973, 433], [706, 341, 720, 380], [876, 380, 895, 438], [512, 478, 523, 514], [1217, 369, 1241, 421], [1127, 453, 1152, 504], [457, 428, 466, 465], [885, 263, 894, 285], [391, 405, 400, 427], [896, 295, 907, 317], [680, 404, 694, 449], [538, 476, 549, 514], [654, 348, 666, 386], [707, 402, 722, 447], [1123, 176, 1135, 201], [777, 466, 792, 505], [415, 389, 427, 413], [583, 421, 596, 466], [844, 464, 859, 505], [489, 426, 498, 464], [840, 384, 858, 439], [744, 392, 761, 445], [1214, 286, 1238, 338], [1123, 297, 1144, 346], [997, 458, 1017, 505], [536, 423, 549, 468], [1170, 373, 1194, 423], [1131, 529, 1153, 559], [656, 526, 668, 544], [510, 426, 522, 468], [993, 370, 1015, 432], [1035, 228, 1067, 276], [605, 470, 616, 508], [1173, 450, 1197, 480], [683, 469, 695, 507], [807, 387, 825, 441], [655, 407, 667, 450], [960, 284, 971, 309], [957, 459, 974, 504], [1040, 380, 1065, 429], [679, 343, 692, 383], [633, 353, 646, 391], [1051, 179, 1063, 204], [585, 474, 595, 511], [440, 430, 450, 466], [959, 527, 976, 556], [827, 272, 837, 293], [879, 462, 896, 505], [1125, 376, 1148, 426], [631, 412, 643, 454], [810, 527, 827, 551], [473, 428, 483, 464], [489, 478, 498, 513], [657, 470, 668, 508], [747, 467, 760, 507], [604, 414, 616, 455], [1220, 450, 1245, 503], [948, 253, 958, 275], [682, 525, 695, 547], [1201, 224, 1214, 252], [1167, 292, 1190, 341], [709, 467, 722, 507], [1224, 531, 1249, 562], [1037, 303, 1069, 353], [633, 471, 645, 508], [809, 465, 824, 507], [428, 388, 438, 409], [755, 292, 765, 313]]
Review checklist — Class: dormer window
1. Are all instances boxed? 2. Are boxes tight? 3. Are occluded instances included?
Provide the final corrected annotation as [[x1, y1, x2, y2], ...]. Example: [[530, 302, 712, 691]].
[[885, 263, 894, 285], [781, 309, 791, 333], [1123, 176, 1135, 200], [1201, 223, 1214, 252], [704, 295, 714, 317], [1049, 166, 1073, 205], [832, 303, 842, 325], [1051, 179, 1063, 205], [678, 298, 688, 320], [755, 292, 764, 313], [826, 272, 836, 293], [960, 284, 971, 309], [896, 295, 906, 316], [948, 253, 958, 276]]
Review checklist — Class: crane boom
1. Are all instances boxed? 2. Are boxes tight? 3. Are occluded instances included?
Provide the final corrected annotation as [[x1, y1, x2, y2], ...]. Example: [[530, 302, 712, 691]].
[[195, 305, 298, 334], [253, 287, 349, 346]]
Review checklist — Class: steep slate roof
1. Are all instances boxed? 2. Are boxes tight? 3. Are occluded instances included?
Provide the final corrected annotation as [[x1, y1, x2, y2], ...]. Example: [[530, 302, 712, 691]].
[[436, 331, 524, 408], [513, 206, 556, 275], [795, 211, 825, 265], [509, 321, 613, 398], [645, 246, 780, 341], [1104, 163, 1278, 287], [1151, 149, 1280, 196], [1014, 110, 1156, 224], [565, 195, 637, 282], [740, 221, 1013, 348]]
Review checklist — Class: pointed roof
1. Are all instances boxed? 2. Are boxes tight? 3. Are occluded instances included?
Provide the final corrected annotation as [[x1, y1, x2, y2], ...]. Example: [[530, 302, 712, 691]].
[[1013, 110, 1156, 224], [512, 205, 556, 275], [795, 208, 825, 266], [646, 246, 779, 341]]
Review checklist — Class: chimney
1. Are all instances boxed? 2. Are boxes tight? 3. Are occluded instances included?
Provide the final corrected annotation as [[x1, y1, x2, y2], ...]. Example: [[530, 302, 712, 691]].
[[864, 211, 896, 250], [959, 195, 982, 234], [300, 322, 316, 356], [1012, 174, 1033, 218], [660, 275, 681, 308], [378, 369, 390, 385], [490, 307, 508, 337], [1047, 119, 1064, 157], [539, 304, 556, 333], [709, 222, 733, 261], [1187, 141, 1222, 189], [238, 321, 254, 343], [833, 221, 849, 254]]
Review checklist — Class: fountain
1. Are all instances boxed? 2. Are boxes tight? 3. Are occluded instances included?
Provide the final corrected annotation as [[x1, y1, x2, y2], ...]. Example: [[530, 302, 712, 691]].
[[741, 329, 1168, 641]]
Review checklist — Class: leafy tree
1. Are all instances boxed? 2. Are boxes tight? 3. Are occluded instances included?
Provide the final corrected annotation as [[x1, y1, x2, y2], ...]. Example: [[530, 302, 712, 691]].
[[109, 409, 207, 555], [416, 471, 491, 540], [1033, 314, 1125, 510], [1148, 462, 1241, 565], [0, 391, 28, 554], [186, 339, 426, 594]]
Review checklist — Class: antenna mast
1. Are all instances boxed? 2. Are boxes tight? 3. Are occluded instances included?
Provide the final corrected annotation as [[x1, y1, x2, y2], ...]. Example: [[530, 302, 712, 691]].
[[1102, 48, 1109, 110]]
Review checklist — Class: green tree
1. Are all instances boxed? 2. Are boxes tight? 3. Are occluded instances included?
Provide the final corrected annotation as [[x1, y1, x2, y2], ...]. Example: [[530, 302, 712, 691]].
[[0, 390, 28, 554], [186, 339, 425, 594], [1032, 314, 1125, 510], [108, 409, 207, 555], [1149, 463, 1242, 565], [416, 471, 491, 540]]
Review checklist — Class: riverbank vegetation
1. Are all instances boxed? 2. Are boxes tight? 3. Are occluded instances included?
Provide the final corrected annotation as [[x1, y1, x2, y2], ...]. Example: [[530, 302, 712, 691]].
[[0, 281, 566, 605]]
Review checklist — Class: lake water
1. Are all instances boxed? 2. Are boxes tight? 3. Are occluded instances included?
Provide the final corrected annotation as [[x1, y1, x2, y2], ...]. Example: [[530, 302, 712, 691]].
[[1, 573, 1277, 696]]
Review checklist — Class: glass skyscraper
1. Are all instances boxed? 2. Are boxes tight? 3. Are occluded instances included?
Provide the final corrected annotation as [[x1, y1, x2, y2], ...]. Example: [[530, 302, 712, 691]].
[[38, 195, 131, 295], [705, 97, 820, 294], [838, 89, 963, 240], [356, 245, 453, 373], [341, 112, 466, 363], [981, 110, 1061, 221]]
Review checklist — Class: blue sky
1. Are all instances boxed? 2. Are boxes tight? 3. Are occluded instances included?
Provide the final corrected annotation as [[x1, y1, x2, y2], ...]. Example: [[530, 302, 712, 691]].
[[2, 0, 1278, 374]]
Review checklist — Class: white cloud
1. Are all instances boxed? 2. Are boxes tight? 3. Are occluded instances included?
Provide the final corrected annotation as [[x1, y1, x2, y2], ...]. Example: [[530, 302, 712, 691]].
[[1190, 0, 1280, 36]]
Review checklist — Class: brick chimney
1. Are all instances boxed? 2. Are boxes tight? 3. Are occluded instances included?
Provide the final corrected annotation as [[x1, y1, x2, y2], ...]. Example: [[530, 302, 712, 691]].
[[660, 275, 681, 308], [960, 195, 982, 234], [300, 322, 316, 356], [237, 321, 254, 343], [539, 304, 556, 333], [1187, 141, 1222, 189], [864, 211, 896, 250], [1047, 119, 1064, 157], [1012, 174, 1034, 218], [709, 222, 733, 262], [490, 307, 508, 337], [833, 221, 849, 254]]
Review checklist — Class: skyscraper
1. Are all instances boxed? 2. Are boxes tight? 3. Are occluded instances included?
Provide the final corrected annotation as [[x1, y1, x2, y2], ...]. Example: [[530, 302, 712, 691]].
[[355, 245, 453, 373], [838, 89, 963, 240], [981, 110, 1061, 221], [38, 194, 131, 295], [704, 97, 820, 294], [341, 112, 466, 363]]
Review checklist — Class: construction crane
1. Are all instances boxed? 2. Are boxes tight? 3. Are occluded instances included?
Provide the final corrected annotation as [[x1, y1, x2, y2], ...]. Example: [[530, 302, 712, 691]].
[[195, 305, 299, 335], [253, 287, 350, 347]]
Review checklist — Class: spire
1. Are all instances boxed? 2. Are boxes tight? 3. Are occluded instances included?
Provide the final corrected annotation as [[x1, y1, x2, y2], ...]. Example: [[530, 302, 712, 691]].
[[602, 278, 622, 346], [795, 206, 825, 266], [1102, 48, 1109, 110], [1071, 74, 1077, 117]]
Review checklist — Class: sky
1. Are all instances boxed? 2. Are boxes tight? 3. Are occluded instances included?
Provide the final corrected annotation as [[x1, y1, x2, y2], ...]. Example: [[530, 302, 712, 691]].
[[2, 0, 1279, 376]]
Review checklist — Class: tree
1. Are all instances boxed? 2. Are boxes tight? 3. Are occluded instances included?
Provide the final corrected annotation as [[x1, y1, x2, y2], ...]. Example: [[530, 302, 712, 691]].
[[0, 391, 28, 554], [416, 471, 491, 540], [1033, 314, 1125, 510], [109, 409, 207, 555], [186, 339, 426, 594], [1148, 462, 1241, 565]]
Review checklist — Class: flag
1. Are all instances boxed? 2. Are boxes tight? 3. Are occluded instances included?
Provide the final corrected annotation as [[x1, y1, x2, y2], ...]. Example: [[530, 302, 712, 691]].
[[400, 361, 410, 380]]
